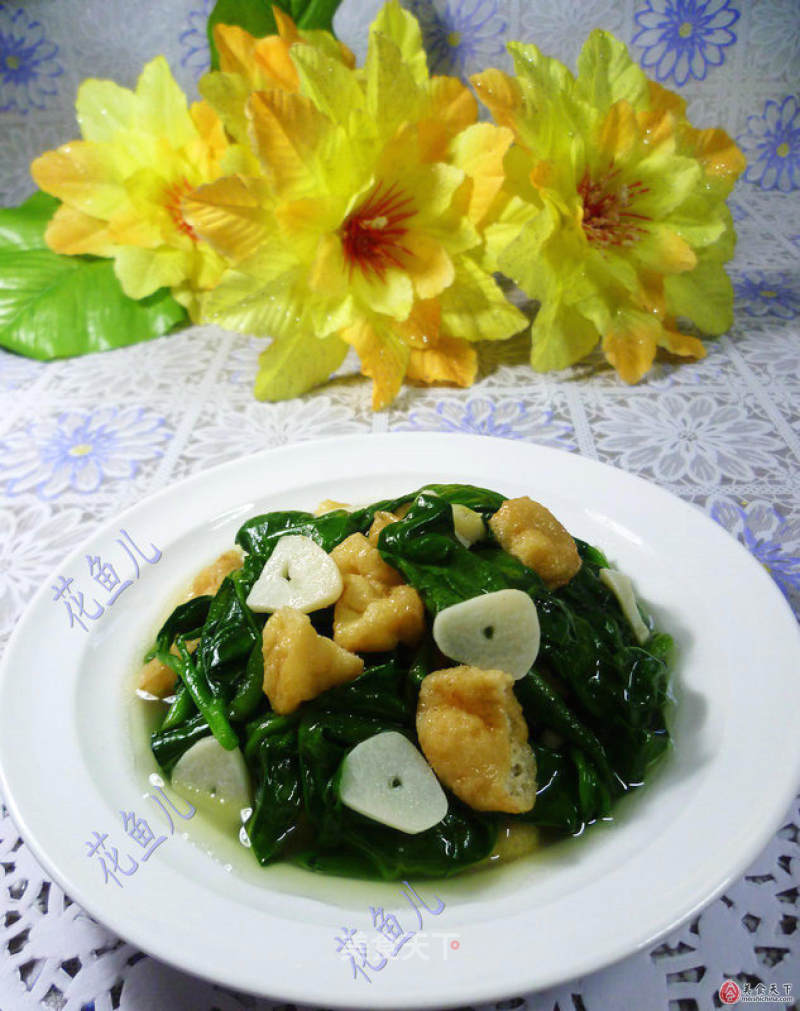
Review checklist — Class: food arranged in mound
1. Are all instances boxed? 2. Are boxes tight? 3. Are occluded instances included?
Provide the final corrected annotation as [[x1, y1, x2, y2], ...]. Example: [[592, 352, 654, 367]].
[[138, 485, 673, 880]]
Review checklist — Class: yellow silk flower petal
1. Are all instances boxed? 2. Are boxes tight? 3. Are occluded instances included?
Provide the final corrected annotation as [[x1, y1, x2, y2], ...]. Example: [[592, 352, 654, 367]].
[[401, 232, 455, 300], [114, 245, 193, 300], [369, 0, 428, 87], [44, 204, 118, 257], [31, 142, 130, 221], [76, 79, 139, 142], [134, 56, 197, 149], [340, 317, 409, 411], [439, 255, 527, 342], [448, 122, 514, 226], [183, 176, 273, 264], [601, 308, 662, 382], [406, 336, 477, 388], [469, 69, 524, 133], [364, 27, 425, 142], [247, 89, 341, 198]]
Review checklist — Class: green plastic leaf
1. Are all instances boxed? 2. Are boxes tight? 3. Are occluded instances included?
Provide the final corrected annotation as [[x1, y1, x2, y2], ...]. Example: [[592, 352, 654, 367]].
[[254, 330, 348, 401], [207, 0, 344, 70], [0, 191, 187, 360]]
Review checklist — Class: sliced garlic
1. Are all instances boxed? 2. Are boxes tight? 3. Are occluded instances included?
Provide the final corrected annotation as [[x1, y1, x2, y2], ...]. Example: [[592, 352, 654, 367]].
[[451, 503, 486, 547], [432, 589, 540, 680], [339, 731, 448, 834], [171, 736, 251, 826], [599, 568, 651, 644], [246, 534, 343, 613]]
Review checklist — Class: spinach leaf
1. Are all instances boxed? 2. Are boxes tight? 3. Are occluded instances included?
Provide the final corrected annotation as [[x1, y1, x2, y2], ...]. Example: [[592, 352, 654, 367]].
[[377, 491, 507, 612], [236, 509, 357, 559]]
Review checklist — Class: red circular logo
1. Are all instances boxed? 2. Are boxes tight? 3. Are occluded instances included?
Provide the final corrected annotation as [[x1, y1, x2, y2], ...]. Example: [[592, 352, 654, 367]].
[[450, 939, 460, 951], [719, 980, 742, 1005]]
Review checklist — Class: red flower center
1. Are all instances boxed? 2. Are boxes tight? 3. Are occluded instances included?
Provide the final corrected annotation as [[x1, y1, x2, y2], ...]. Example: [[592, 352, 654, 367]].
[[164, 178, 198, 242], [578, 164, 650, 248], [340, 181, 415, 280]]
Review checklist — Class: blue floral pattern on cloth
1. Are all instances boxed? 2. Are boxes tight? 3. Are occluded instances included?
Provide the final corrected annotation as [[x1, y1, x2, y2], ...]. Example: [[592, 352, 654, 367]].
[[710, 498, 800, 615], [394, 396, 576, 448], [0, 406, 171, 500], [179, 0, 212, 80], [737, 95, 800, 193], [734, 271, 800, 319], [0, 4, 63, 113], [632, 0, 739, 86], [404, 0, 506, 77]]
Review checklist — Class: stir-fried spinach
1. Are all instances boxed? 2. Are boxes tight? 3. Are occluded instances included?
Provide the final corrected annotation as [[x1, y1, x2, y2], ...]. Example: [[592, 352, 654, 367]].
[[146, 484, 673, 879]]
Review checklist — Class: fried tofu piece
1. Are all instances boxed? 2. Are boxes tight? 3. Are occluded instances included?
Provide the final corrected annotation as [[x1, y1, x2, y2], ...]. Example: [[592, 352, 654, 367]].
[[367, 510, 400, 546], [189, 548, 243, 598], [330, 533, 425, 652], [489, 497, 581, 589], [138, 639, 198, 697], [416, 665, 537, 814], [261, 607, 364, 714]]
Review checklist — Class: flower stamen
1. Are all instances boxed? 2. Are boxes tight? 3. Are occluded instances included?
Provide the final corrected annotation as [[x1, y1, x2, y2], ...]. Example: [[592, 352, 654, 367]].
[[340, 181, 415, 280], [164, 178, 198, 242], [578, 166, 650, 248]]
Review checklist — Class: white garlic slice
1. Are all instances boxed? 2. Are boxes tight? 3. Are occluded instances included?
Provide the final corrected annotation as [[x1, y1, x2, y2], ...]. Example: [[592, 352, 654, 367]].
[[246, 534, 343, 613], [171, 736, 251, 826], [432, 588, 540, 680], [599, 568, 651, 644], [451, 503, 486, 547], [339, 731, 448, 834]]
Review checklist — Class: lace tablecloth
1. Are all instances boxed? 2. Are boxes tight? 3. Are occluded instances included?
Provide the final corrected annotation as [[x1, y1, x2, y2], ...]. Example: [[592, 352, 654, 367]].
[[1, 1, 799, 1008]]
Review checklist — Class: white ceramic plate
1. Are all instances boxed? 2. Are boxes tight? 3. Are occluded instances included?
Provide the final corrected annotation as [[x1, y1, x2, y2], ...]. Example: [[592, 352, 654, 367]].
[[2, 433, 799, 1009]]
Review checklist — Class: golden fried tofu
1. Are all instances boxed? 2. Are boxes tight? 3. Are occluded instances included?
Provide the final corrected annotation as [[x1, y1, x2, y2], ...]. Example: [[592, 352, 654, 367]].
[[261, 607, 364, 714], [367, 510, 400, 547], [416, 665, 537, 814], [137, 639, 198, 697], [315, 498, 351, 516], [330, 533, 425, 652], [489, 497, 581, 589], [189, 548, 243, 599]]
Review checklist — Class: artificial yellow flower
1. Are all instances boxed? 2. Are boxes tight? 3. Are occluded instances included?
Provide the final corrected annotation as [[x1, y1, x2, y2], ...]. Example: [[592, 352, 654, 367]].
[[199, 9, 355, 144], [30, 56, 252, 318], [185, 1, 526, 408], [472, 31, 745, 382]]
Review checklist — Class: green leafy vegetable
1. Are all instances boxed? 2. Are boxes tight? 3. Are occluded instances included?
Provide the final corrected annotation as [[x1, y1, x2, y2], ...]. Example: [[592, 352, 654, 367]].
[[207, 0, 345, 70], [146, 483, 673, 879], [0, 192, 187, 360]]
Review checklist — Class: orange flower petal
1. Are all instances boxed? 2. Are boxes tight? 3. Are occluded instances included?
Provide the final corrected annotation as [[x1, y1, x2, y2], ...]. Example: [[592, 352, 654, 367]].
[[340, 317, 409, 410], [406, 335, 477, 388], [602, 310, 661, 382], [44, 203, 117, 256], [395, 297, 441, 348], [247, 89, 334, 195], [470, 69, 523, 132], [183, 176, 271, 263]]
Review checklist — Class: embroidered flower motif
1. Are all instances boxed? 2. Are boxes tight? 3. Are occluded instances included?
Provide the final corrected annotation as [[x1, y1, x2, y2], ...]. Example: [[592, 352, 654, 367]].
[[710, 498, 800, 612], [0, 406, 171, 500], [734, 271, 800, 319], [179, 0, 213, 79], [632, 0, 739, 86], [183, 398, 368, 470], [593, 393, 781, 484], [748, 0, 800, 78], [405, 0, 507, 77], [0, 503, 88, 639], [738, 95, 800, 192], [0, 5, 63, 113], [394, 396, 576, 448]]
